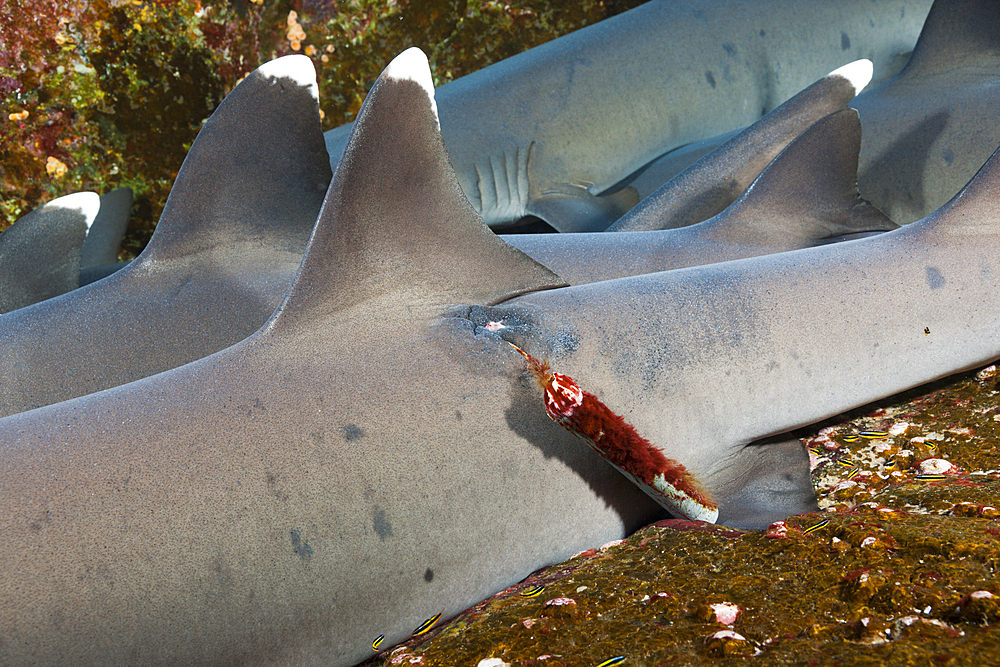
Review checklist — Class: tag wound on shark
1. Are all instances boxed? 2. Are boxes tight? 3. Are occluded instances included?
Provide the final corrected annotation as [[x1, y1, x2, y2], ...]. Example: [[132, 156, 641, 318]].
[[509, 343, 719, 523]]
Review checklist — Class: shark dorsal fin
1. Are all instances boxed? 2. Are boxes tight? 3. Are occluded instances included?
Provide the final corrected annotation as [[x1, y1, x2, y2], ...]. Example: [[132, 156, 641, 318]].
[[269, 48, 566, 329], [902, 0, 1000, 77], [81, 187, 132, 268], [717, 109, 896, 240], [0, 191, 98, 313], [138, 55, 331, 264]]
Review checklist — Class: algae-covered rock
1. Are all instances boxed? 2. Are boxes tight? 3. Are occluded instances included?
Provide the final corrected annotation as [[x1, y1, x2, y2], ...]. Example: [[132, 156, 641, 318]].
[[367, 365, 1000, 666]]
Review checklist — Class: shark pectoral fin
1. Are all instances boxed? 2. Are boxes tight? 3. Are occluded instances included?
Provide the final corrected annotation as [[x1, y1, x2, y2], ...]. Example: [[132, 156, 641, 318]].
[[721, 108, 896, 244], [0, 191, 99, 314], [713, 436, 818, 530], [527, 186, 639, 233], [268, 48, 567, 331], [81, 187, 132, 268], [140, 55, 332, 264]]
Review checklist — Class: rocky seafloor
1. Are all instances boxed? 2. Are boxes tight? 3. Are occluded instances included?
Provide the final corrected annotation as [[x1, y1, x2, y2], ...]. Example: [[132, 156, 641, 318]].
[[363, 365, 1000, 666]]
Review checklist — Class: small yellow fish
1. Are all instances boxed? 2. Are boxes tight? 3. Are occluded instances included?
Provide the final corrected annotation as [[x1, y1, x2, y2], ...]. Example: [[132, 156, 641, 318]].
[[808, 447, 822, 456], [519, 584, 545, 598], [842, 434, 860, 443], [859, 430, 888, 439], [884, 458, 896, 470], [371, 634, 385, 651], [924, 327, 931, 335], [804, 519, 830, 534], [596, 657, 626, 667], [915, 474, 947, 482], [412, 612, 442, 636], [847, 468, 860, 480], [837, 458, 856, 469], [927, 442, 938, 451]]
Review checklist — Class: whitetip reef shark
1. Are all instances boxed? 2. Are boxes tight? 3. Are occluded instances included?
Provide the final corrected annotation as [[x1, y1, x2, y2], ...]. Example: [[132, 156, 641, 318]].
[[3, 47, 1000, 666], [323, 0, 931, 232]]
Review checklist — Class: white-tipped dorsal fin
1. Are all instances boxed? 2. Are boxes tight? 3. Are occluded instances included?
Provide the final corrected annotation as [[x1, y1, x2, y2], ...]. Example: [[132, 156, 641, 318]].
[[0, 191, 100, 313], [138, 54, 331, 263], [269, 48, 565, 331], [258, 54, 320, 101], [828, 59, 873, 96], [45, 191, 101, 227]]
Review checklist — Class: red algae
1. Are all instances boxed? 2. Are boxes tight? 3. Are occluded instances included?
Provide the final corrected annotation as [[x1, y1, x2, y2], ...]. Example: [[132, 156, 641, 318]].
[[509, 343, 717, 520]]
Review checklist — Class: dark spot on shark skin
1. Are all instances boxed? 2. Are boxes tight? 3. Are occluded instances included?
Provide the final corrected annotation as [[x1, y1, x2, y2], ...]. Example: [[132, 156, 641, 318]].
[[705, 71, 716, 89], [424, 568, 434, 583], [290, 529, 313, 561], [841, 31, 851, 50], [342, 424, 365, 442], [455, 410, 462, 421], [942, 148, 955, 165], [722, 42, 737, 57], [373, 507, 393, 540], [266, 472, 290, 502], [759, 29, 766, 38], [926, 266, 945, 290]]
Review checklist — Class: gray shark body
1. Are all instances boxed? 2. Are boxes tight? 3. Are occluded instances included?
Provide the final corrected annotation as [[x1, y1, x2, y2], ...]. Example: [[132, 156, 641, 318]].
[[324, 0, 930, 231], [852, 0, 1000, 224], [1, 48, 999, 666], [0, 56, 331, 418], [505, 107, 896, 285]]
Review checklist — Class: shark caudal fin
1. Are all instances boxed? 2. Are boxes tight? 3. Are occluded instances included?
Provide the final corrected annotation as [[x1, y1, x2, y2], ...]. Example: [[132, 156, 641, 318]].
[[0, 192, 99, 314], [608, 59, 874, 233], [80, 187, 132, 268], [716, 109, 897, 242], [901, 0, 1000, 77], [138, 55, 332, 264], [269, 48, 566, 329]]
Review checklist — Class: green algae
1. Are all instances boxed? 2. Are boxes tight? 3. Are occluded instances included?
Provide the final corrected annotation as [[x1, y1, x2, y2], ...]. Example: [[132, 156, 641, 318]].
[[366, 365, 1000, 666]]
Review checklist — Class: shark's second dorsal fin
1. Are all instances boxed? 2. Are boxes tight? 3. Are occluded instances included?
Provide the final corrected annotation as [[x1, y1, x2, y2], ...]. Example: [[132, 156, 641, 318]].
[[270, 48, 566, 329], [718, 109, 897, 241], [139, 55, 332, 264], [902, 0, 1000, 77]]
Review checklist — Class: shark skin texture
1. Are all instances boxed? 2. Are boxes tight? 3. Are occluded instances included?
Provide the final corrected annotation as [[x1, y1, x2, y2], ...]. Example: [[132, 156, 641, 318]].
[[0, 191, 98, 314], [323, 0, 931, 232], [607, 59, 874, 233], [852, 0, 1000, 225], [503, 108, 897, 285], [2, 47, 1000, 667], [0, 55, 332, 419]]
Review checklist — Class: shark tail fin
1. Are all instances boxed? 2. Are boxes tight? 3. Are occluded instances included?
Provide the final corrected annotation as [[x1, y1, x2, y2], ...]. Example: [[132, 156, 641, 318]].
[[139, 55, 332, 264], [903, 0, 1000, 76], [269, 48, 566, 330], [0, 191, 99, 314], [719, 109, 897, 243]]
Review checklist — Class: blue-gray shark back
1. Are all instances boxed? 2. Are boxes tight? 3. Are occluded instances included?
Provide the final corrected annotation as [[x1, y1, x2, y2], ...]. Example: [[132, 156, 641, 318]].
[[325, 0, 930, 231]]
